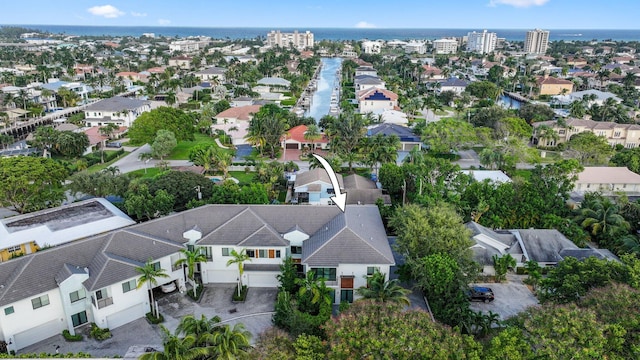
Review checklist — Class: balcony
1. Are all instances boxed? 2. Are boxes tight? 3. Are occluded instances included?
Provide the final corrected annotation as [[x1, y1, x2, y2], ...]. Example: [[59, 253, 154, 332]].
[[91, 296, 114, 309]]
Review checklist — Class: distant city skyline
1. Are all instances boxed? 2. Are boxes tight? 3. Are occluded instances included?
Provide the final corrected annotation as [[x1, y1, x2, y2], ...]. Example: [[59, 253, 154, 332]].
[[1, 0, 639, 30]]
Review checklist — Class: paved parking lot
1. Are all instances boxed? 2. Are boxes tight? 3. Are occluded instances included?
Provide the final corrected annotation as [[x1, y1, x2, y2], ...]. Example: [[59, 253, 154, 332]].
[[19, 285, 277, 358], [469, 274, 539, 321]]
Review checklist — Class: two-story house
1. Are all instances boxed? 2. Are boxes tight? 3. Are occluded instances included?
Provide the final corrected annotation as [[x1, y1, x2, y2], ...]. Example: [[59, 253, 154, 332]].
[[293, 168, 344, 205], [532, 118, 640, 148], [83, 96, 151, 127], [357, 88, 399, 114]]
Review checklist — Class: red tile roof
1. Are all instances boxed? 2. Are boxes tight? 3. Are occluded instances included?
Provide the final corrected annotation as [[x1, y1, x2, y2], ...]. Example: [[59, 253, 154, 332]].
[[284, 125, 328, 143]]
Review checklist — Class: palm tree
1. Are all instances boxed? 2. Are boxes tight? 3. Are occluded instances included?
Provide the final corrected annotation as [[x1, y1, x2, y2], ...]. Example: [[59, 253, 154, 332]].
[[303, 123, 321, 151], [226, 249, 251, 297], [136, 258, 170, 318], [175, 314, 222, 339], [139, 325, 207, 360], [575, 196, 629, 245], [174, 247, 208, 297], [200, 323, 251, 360], [535, 125, 560, 147], [356, 270, 411, 305]]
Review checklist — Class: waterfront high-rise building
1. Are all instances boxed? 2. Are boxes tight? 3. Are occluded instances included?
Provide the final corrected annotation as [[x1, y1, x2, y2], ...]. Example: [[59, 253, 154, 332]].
[[466, 30, 497, 54], [433, 38, 458, 54], [266, 30, 314, 50], [524, 29, 550, 54]]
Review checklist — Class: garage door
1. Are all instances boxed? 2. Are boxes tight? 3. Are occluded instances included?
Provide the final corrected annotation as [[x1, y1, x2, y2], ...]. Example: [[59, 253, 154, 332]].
[[285, 143, 299, 149], [206, 270, 237, 284], [13, 319, 61, 350], [106, 304, 145, 329], [247, 272, 279, 287]]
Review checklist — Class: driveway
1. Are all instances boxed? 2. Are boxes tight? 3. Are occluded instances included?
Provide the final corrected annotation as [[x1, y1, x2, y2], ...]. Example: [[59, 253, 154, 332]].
[[469, 274, 539, 321], [18, 285, 277, 358]]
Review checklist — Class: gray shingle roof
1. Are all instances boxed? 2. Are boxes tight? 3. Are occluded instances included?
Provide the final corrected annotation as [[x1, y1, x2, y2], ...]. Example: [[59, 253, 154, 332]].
[[303, 206, 394, 266], [516, 229, 577, 263], [84, 96, 150, 112], [195, 66, 226, 75], [294, 168, 344, 189], [0, 204, 392, 307]]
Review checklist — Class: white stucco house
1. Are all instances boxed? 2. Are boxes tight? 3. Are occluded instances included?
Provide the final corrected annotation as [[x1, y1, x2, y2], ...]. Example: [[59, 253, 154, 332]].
[[83, 96, 151, 127], [574, 167, 640, 196], [293, 168, 345, 205], [357, 88, 399, 114], [0, 203, 394, 352]]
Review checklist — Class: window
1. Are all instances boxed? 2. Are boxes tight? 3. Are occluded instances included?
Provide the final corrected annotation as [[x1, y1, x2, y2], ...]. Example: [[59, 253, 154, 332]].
[[258, 249, 267, 258], [340, 290, 353, 303], [222, 248, 230, 256], [70, 289, 86, 303], [7, 245, 22, 254], [201, 246, 212, 261], [32, 295, 50, 309], [291, 246, 302, 254], [327, 188, 335, 194], [71, 311, 88, 327], [152, 262, 161, 271], [4, 306, 14, 315], [122, 279, 137, 293], [312, 268, 337, 281], [276, 250, 281, 258], [95, 289, 106, 300], [246, 249, 255, 258], [367, 267, 379, 276]]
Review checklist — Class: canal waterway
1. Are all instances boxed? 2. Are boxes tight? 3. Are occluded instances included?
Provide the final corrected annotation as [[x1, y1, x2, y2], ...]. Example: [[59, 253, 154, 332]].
[[308, 57, 343, 121], [498, 94, 523, 110]]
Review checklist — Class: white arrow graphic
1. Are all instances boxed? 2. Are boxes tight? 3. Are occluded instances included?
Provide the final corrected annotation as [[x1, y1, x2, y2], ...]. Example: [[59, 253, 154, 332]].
[[312, 153, 347, 212]]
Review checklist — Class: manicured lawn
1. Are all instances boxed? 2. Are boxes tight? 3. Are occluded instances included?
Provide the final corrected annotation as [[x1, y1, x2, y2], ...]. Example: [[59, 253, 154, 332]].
[[228, 171, 255, 185], [85, 151, 130, 174], [167, 134, 225, 160], [127, 167, 167, 179]]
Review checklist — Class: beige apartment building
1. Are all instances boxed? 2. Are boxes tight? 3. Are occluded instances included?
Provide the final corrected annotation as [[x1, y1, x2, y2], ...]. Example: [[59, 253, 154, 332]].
[[266, 30, 314, 50], [532, 118, 640, 148]]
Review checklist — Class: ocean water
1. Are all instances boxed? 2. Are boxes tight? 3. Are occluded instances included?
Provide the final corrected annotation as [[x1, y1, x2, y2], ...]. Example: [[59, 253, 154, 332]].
[[10, 25, 640, 42]]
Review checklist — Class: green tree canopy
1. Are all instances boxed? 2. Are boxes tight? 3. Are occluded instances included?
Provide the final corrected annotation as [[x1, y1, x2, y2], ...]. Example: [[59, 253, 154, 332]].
[[324, 300, 482, 359], [148, 170, 214, 211], [151, 129, 177, 160], [421, 118, 478, 154], [0, 156, 68, 213], [128, 107, 196, 144], [567, 132, 615, 165], [518, 103, 556, 123]]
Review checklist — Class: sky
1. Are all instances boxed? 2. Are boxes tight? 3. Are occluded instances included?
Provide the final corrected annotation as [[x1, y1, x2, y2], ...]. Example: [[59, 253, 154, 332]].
[[1, 0, 639, 29]]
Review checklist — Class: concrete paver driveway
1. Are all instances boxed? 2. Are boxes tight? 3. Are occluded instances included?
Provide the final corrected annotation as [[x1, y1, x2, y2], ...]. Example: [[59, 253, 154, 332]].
[[469, 274, 539, 321], [19, 284, 277, 358]]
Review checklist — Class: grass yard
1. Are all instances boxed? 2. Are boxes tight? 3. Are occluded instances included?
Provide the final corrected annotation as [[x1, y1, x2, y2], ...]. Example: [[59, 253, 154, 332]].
[[127, 167, 167, 179], [167, 134, 225, 160], [85, 151, 130, 174], [228, 171, 255, 185]]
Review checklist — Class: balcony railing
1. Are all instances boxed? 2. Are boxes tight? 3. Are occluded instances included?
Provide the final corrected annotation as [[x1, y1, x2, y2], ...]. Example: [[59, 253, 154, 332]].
[[91, 296, 114, 309]]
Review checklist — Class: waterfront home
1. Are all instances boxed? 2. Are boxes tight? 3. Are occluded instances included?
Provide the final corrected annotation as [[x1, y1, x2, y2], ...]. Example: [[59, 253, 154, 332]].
[[438, 78, 469, 95], [536, 75, 574, 95], [212, 104, 262, 145], [282, 124, 329, 151], [357, 88, 399, 114]]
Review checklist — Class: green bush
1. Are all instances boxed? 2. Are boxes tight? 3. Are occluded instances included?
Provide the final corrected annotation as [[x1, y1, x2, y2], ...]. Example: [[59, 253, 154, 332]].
[[516, 267, 527, 275], [232, 285, 248, 302], [62, 329, 83, 342], [280, 99, 297, 106], [187, 284, 204, 301], [145, 312, 164, 324], [88, 323, 111, 341]]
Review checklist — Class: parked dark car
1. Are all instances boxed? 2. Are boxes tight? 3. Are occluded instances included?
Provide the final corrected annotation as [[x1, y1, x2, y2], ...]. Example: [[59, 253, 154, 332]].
[[468, 286, 495, 303]]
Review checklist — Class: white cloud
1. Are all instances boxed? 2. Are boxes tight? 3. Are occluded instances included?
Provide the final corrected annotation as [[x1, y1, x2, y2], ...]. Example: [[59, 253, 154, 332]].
[[131, 11, 147, 17], [488, 0, 550, 7], [87, 5, 125, 18], [355, 21, 376, 29], [158, 19, 171, 25]]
